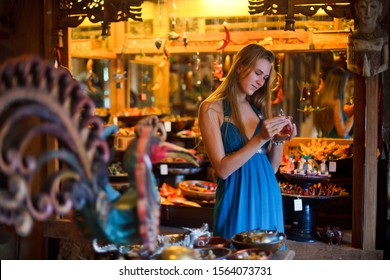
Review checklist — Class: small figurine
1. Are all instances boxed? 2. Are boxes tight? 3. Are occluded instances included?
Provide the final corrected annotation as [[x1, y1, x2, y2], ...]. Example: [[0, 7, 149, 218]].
[[319, 158, 329, 176], [307, 158, 317, 175], [294, 156, 307, 175], [332, 226, 343, 245], [317, 226, 343, 245], [285, 154, 295, 173], [280, 154, 295, 174]]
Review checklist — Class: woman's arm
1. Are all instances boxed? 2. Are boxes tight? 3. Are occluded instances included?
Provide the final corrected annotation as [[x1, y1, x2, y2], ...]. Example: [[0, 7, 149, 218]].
[[334, 100, 354, 138], [267, 144, 285, 173]]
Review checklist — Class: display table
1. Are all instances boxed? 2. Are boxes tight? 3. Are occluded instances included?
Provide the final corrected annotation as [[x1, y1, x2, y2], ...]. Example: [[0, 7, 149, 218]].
[[282, 193, 345, 242], [280, 173, 350, 242]]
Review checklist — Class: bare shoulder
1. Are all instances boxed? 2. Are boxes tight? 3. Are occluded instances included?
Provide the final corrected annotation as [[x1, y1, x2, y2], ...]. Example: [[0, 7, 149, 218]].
[[199, 99, 223, 115], [199, 99, 224, 126]]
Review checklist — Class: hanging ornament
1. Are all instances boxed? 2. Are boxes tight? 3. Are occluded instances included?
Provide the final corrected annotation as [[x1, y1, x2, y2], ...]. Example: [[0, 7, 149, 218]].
[[297, 56, 312, 101], [296, 55, 327, 115], [194, 52, 200, 71], [223, 54, 231, 72], [113, 56, 126, 89], [271, 72, 284, 105], [186, 71, 193, 92], [183, 32, 188, 48], [170, 15, 176, 30], [155, 37, 163, 49], [163, 40, 170, 58], [113, 70, 127, 89], [168, 31, 181, 41], [53, 47, 62, 68], [171, 0, 177, 30], [216, 22, 230, 51], [314, 77, 324, 94], [301, 82, 310, 101], [151, 68, 163, 91], [158, 40, 170, 68]]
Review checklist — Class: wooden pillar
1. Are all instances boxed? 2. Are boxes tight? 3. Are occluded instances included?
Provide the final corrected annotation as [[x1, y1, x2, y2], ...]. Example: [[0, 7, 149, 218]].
[[352, 74, 380, 251], [352, 74, 365, 248], [363, 76, 379, 251], [347, 0, 388, 251]]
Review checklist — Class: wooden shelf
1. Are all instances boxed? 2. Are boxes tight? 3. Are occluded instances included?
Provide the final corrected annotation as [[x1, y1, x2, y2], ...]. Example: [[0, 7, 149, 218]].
[[70, 29, 349, 58]]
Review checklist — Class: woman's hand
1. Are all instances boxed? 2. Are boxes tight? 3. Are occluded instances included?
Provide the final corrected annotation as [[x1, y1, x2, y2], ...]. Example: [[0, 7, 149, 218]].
[[259, 116, 293, 142], [272, 116, 297, 142]]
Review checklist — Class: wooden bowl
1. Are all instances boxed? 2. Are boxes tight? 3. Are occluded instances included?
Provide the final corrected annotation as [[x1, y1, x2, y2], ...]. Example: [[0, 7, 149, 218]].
[[231, 229, 286, 253], [178, 180, 217, 201]]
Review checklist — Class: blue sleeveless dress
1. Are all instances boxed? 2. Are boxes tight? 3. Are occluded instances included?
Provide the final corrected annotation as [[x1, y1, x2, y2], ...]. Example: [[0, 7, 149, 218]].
[[213, 100, 285, 240]]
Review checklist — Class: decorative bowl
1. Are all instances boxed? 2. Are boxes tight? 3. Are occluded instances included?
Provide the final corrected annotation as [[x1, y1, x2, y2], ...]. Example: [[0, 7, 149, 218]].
[[195, 247, 232, 260], [157, 246, 198, 260], [226, 248, 272, 260], [194, 236, 231, 248], [231, 229, 286, 252], [157, 233, 187, 246], [178, 180, 217, 201]]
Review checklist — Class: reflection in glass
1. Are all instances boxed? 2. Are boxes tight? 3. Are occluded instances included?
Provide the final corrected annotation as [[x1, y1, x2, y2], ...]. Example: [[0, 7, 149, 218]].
[[71, 58, 110, 109], [129, 61, 155, 108]]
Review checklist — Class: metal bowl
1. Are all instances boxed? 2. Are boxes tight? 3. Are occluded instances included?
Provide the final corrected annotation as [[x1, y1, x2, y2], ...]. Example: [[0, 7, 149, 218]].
[[157, 233, 187, 246], [157, 246, 198, 260], [231, 229, 286, 252], [226, 248, 272, 260], [194, 236, 231, 248], [195, 247, 232, 260]]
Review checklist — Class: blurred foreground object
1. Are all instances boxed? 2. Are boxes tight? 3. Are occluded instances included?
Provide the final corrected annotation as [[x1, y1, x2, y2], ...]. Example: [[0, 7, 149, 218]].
[[0, 56, 198, 256]]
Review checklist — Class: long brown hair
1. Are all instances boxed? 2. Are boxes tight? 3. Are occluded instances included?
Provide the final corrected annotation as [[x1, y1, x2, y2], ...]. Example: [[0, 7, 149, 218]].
[[204, 44, 275, 143], [313, 67, 350, 136]]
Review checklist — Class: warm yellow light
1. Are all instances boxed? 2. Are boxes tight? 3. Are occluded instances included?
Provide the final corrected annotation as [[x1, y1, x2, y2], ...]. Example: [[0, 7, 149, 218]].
[[173, 0, 248, 17]]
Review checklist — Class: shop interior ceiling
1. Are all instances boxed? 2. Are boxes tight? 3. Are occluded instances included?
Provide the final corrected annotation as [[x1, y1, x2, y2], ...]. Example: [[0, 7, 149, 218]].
[[59, 0, 353, 50], [62, 1, 354, 59], [57, 0, 352, 30]]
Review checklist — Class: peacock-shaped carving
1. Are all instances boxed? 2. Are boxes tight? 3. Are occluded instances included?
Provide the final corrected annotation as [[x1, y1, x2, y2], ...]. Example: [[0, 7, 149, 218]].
[[0, 56, 199, 256]]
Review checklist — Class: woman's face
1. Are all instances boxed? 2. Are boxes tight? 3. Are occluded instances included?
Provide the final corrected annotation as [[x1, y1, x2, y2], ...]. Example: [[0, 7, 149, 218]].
[[237, 58, 272, 96], [356, 0, 381, 27]]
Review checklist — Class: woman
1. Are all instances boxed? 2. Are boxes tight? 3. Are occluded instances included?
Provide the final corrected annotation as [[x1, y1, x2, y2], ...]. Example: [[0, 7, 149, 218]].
[[313, 67, 354, 138], [198, 44, 296, 240]]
